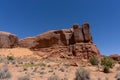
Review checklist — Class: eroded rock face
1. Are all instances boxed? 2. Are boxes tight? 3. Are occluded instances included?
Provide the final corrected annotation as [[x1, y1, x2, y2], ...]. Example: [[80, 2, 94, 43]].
[[0, 32, 18, 48], [19, 37, 36, 48], [74, 43, 100, 59], [18, 23, 101, 59], [19, 30, 61, 49], [73, 24, 84, 43], [82, 23, 92, 42], [19, 29, 73, 49]]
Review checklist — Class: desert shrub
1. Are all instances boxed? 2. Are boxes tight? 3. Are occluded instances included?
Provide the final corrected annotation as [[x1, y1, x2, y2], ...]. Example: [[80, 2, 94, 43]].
[[101, 57, 115, 68], [115, 72, 120, 80], [39, 62, 46, 67], [0, 64, 11, 79], [89, 56, 99, 66], [101, 57, 115, 73], [75, 67, 90, 80], [47, 75, 60, 80], [18, 74, 30, 80], [103, 65, 110, 73], [7, 55, 14, 60]]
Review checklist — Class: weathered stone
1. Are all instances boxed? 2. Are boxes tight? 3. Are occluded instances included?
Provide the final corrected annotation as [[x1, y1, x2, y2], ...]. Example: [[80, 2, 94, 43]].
[[73, 24, 84, 43], [82, 23, 92, 42], [0, 31, 18, 48], [31, 30, 60, 49], [18, 37, 36, 48], [19, 29, 74, 49], [109, 54, 120, 61], [17, 23, 101, 60], [74, 43, 100, 59]]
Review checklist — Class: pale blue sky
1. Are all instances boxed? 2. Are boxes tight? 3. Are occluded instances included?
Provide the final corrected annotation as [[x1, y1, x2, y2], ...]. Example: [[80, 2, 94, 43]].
[[0, 0, 120, 55]]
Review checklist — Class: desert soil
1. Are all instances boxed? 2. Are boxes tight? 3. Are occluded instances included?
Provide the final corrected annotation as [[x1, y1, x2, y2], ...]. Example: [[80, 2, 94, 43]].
[[0, 48, 119, 80]]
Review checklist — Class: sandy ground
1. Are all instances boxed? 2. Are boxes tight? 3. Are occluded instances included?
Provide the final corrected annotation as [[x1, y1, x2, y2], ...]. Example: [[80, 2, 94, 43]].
[[0, 48, 119, 80], [0, 48, 34, 57]]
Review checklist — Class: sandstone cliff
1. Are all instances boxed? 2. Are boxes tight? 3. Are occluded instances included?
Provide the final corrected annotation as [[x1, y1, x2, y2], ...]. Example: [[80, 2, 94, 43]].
[[0, 23, 100, 59], [18, 23, 100, 59]]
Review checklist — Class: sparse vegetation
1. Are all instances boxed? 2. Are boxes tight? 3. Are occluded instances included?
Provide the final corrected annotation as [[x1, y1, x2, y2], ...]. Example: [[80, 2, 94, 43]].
[[18, 74, 30, 80], [101, 57, 115, 73], [7, 55, 14, 60], [101, 57, 115, 68], [75, 67, 90, 80], [0, 64, 11, 79], [103, 65, 110, 73], [89, 56, 99, 66], [47, 74, 60, 80], [23, 62, 46, 67]]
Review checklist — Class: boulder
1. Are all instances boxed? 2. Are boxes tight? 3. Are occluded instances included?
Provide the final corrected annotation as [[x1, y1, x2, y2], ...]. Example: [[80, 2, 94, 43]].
[[0, 31, 18, 48], [82, 23, 92, 42]]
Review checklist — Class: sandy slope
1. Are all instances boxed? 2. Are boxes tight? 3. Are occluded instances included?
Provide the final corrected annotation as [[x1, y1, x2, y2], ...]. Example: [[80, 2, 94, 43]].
[[0, 48, 34, 57]]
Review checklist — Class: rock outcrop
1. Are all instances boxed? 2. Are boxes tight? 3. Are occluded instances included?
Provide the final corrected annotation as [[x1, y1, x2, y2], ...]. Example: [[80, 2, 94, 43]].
[[73, 24, 84, 43], [19, 29, 73, 49], [109, 54, 120, 62], [0, 31, 18, 48], [18, 23, 100, 59], [82, 23, 92, 42], [19, 37, 36, 48]]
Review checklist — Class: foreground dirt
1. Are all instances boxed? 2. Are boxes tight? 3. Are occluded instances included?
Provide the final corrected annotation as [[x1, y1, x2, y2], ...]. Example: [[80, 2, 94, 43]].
[[0, 48, 119, 80]]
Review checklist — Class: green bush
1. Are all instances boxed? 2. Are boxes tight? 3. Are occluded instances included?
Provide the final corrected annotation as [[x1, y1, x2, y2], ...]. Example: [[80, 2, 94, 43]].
[[101, 57, 115, 68], [7, 55, 14, 60], [89, 56, 99, 66], [101, 57, 115, 73], [103, 66, 110, 73]]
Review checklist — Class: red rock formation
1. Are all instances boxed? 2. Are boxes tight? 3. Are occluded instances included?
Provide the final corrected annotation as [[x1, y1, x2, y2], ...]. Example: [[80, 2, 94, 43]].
[[0, 31, 18, 48], [18, 23, 100, 59], [74, 43, 100, 59], [73, 24, 84, 43], [19, 37, 36, 48], [109, 54, 120, 61], [82, 23, 92, 43]]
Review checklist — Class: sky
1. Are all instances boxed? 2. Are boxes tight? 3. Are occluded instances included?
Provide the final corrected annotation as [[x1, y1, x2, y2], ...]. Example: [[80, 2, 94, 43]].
[[0, 0, 120, 55]]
